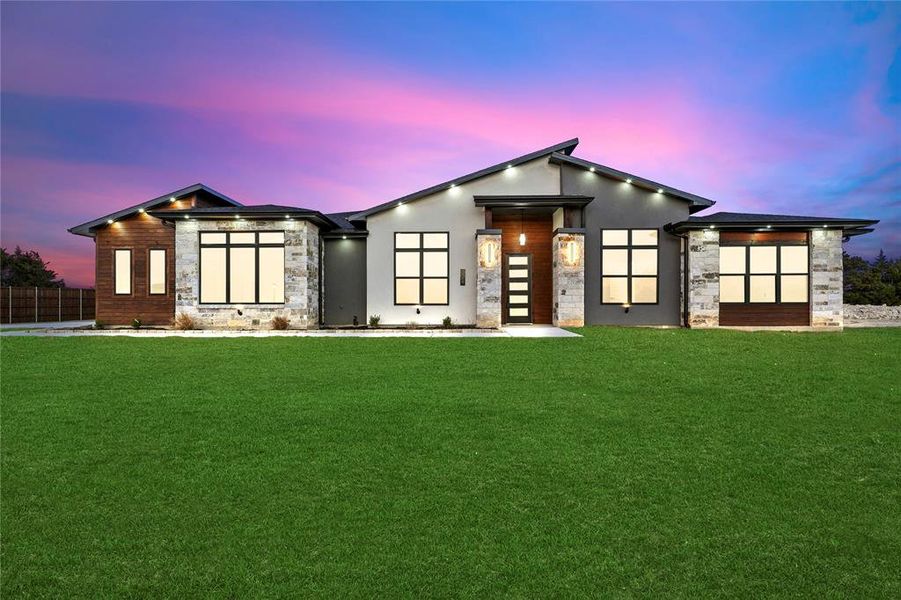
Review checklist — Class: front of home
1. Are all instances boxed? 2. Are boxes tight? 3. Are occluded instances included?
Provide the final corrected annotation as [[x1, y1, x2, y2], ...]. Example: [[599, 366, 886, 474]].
[[69, 138, 877, 329]]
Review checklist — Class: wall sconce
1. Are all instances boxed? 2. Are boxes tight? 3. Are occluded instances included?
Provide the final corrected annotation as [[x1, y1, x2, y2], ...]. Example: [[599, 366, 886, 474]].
[[561, 238, 583, 267], [479, 239, 500, 268]]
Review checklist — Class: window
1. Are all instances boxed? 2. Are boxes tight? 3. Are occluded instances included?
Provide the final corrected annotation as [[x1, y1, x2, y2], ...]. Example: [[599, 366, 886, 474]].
[[719, 242, 809, 304], [199, 231, 285, 304], [149, 249, 166, 295], [601, 229, 658, 304], [114, 249, 131, 295], [394, 232, 449, 305]]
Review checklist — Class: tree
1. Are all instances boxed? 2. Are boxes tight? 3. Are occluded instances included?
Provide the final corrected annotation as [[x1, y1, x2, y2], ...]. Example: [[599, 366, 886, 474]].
[[0, 246, 66, 287], [843, 250, 900, 306]]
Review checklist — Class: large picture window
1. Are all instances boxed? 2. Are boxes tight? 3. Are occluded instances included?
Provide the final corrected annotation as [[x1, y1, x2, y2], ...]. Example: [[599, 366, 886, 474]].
[[601, 229, 658, 304], [199, 231, 285, 304], [394, 232, 449, 305], [719, 242, 808, 304]]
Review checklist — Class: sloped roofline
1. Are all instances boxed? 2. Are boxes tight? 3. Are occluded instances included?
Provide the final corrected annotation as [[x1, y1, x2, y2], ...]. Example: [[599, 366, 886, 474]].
[[548, 152, 716, 213], [68, 183, 242, 237], [348, 138, 579, 220], [666, 211, 878, 236]]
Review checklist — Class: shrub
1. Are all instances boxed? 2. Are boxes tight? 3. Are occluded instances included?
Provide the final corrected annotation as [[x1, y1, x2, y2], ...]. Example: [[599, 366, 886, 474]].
[[271, 315, 290, 330], [174, 312, 197, 330], [442, 316, 453, 329], [369, 314, 381, 327], [131, 318, 142, 329], [93, 321, 106, 330]]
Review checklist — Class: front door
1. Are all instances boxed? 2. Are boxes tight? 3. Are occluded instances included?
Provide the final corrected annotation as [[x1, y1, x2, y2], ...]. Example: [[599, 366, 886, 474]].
[[505, 253, 532, 324]]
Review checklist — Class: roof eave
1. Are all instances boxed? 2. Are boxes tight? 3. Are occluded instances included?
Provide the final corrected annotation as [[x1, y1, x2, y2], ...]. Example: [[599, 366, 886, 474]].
[[549, 152, 717, 210], [666, 219, 879, 234], [349, 138, 580, 220]]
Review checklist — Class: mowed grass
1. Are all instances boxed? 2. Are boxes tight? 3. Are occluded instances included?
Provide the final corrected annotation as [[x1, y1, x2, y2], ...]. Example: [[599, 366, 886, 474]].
[[1, 329, 899, 598]]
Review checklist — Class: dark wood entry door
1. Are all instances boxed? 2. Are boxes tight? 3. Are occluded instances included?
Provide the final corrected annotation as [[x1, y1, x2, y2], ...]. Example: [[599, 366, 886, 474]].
[[505, 253, 532, 324]]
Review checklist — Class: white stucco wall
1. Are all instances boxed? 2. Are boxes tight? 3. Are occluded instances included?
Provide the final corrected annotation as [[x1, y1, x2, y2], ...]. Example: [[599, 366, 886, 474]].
[[365, 157, 561, 325]]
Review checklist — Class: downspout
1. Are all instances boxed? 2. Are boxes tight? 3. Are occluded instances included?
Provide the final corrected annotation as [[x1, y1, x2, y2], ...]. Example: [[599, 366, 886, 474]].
[[318, 235, 324, 328]]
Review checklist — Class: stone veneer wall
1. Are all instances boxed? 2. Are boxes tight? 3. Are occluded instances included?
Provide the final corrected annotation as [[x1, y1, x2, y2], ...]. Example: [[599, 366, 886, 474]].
[[475, 232, 501, 328], [175, 219, 319, 329], [552, 231, 585, 327], [686, 229, 719, 328], [810, 228, 843, 328]]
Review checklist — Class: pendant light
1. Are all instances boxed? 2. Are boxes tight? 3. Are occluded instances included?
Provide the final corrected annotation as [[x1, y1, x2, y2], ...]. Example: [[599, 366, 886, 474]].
[[518, 209, 526, 246]]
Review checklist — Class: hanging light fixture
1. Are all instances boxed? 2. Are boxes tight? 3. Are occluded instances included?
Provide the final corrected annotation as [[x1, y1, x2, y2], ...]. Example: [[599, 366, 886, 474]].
[[519, 209, 526, 246]]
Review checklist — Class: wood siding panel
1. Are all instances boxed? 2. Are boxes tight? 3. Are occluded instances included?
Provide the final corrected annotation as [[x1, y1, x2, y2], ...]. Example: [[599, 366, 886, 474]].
[[719, 303, 810, 326], [493, 212, 553, 324], [720, 231, 808, 244], [94, 194, 223, 325]]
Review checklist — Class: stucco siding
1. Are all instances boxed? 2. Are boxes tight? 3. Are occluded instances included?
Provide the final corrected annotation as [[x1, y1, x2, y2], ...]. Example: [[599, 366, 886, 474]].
[[561, 164, 690, 326], [365, 157, 561, 325], [323, 237, 367, 326]]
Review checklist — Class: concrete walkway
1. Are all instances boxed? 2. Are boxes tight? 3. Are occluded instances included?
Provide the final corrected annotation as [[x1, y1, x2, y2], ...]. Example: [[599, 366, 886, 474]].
[[1, 324, 581, 338], [0, 320, 94, 331]]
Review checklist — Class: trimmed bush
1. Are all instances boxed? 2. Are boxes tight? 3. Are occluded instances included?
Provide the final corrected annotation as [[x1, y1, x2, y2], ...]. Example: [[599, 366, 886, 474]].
[[173, 313, 197, 330], [271, 316, 290, 330]]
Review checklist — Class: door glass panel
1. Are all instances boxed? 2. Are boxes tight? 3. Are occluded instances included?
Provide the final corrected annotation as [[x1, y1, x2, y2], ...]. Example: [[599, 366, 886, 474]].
[[509, 294, 528, 304], [509, 282, 528, 291], [509, 268, 528, 278], [509, 255, 528, 266], [509, 308, 528, 317]]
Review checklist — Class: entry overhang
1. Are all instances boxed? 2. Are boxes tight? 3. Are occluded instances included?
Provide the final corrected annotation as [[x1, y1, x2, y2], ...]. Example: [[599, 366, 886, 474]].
[[473, 195, 594, 209]]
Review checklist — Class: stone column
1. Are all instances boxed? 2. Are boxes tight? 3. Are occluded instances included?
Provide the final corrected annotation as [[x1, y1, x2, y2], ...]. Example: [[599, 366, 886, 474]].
[[475, 230, 502, 328], [687, 229, 719, 328], [810, 229, 843, 328], [552, 229, 585, 327]]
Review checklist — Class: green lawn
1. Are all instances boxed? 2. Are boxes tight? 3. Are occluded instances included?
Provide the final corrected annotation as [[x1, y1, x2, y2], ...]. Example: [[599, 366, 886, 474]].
[[2, 329, 899, 597]]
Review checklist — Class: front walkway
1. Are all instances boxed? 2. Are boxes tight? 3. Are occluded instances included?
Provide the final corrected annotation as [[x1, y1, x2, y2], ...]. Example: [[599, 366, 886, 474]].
[[0, 320, 95, 331], [1, 324, 581, 338]]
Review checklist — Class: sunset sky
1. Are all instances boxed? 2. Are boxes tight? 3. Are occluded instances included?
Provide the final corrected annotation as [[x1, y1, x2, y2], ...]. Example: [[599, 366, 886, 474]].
[[2, 2, 898, 288]]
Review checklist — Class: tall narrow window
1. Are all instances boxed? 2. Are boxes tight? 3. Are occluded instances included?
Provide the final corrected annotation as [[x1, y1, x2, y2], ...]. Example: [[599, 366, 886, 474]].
[[199, 231, 285, 304], [600, 229, 658, 304], [149, 249, 166, 295], [394, 232, 449, 305], [114, 249, 132, 295], [719, 241, 809, 304]]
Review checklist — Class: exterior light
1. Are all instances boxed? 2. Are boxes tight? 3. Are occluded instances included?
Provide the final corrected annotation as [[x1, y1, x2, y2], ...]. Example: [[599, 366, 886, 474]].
[[589, 167, 595, 172], [506, 164, 512, 169], [625, 178, 632, 184], [519, 232, 526, 246], [709, 225, 715, 229], [107, 219, 114, 224], [285, 214, 290, 219], [766, 224, 772, 229], [235, 215, 240, 219], [822, 224, 828, 228], [397, 202, 403, 207], [169, 197, 176, 203], [138, 208, 145, 213], [479, 238, 500, 268], [449, 183, 456, 188], [657, 188, 664, 194], [342, 235, 347, 240], [184, 215, 189, 220]]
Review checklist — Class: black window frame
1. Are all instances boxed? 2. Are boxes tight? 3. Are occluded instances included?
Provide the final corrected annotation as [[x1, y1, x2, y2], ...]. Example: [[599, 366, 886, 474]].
[[393, 232, 450, 306], [198, 231, 286, 305], [148, 248, 167, 296], [113, 248, 132, 296], [719, 240, 809, 305], [600, 228, 659, 305]]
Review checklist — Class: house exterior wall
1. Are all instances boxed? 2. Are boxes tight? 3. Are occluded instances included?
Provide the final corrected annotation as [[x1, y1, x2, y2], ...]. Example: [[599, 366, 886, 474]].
[[364, 157, 561, 325], [322, 237, 367, 326], [560, 164, 689, 326], [552, 230, 585, 327], [174, 218, 319, 329], [94, 194, 217, 326], [475, 231, 502, 328]]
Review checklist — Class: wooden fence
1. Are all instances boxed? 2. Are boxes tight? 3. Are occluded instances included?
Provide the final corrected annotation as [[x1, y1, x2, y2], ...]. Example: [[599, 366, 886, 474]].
[[0, 287, 95, 324]]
